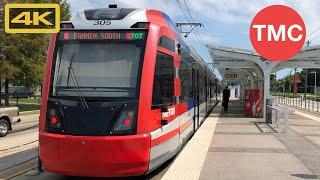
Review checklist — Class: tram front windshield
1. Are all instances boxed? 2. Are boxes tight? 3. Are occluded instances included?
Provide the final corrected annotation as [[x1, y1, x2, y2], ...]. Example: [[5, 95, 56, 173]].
[[51, 31, 146, 99]]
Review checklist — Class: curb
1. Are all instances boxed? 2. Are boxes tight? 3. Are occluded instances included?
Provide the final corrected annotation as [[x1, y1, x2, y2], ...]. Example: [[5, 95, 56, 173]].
[[161, 105, 221, 180], [20, 110, 40, 115]]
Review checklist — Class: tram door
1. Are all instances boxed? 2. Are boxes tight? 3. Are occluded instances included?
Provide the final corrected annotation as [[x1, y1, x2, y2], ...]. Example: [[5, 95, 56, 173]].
[[192, 69, 200, 131]]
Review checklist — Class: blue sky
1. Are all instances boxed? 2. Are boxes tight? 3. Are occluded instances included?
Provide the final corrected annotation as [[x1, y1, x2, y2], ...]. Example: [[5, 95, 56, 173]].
[[67, 0, 320, 79]]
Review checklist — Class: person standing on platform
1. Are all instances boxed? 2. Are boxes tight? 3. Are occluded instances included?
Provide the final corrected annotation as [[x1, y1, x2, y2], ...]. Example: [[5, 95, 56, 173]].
[[222, 86, 230, 112]]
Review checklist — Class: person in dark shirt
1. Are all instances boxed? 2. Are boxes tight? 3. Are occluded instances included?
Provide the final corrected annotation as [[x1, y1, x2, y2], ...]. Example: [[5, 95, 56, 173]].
[[222, 86, 230, 112]]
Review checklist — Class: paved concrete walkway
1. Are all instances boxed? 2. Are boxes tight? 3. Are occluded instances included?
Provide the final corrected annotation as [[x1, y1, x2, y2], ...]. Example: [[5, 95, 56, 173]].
[[164, 100, 320, 180]]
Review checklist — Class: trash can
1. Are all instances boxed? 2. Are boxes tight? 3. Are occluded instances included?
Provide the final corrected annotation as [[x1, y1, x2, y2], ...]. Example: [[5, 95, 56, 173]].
[[266, 97, 276, 124]]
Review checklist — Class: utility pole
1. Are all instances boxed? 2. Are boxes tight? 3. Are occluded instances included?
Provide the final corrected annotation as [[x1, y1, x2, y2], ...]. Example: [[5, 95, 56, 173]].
[[306, 40, 311, 47], [310, 71, 317, 95], [293, 68, 298, 95], [316, 72, 317, 95], [283, 76, 285, 96], [289, 71, 292, 93], [304, 69, 308, 108]]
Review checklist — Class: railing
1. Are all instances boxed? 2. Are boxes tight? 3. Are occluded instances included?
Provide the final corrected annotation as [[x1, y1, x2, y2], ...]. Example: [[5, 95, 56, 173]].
[[267, 105, 290, 133], [274, 95, 320, 113], [0, 95, 41, 112]]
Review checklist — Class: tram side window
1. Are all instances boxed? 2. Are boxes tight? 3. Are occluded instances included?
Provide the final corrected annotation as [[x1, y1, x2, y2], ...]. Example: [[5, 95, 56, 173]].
[[207, 76, 211, 100], [152, 52, 175, 107], [199, 70, 206, 104], [211, 80, 215, 98], [158, 36, 175, 52], [179, 61, 191, 102], [209, 80, 212, 97], [188, 68, 193, 98]]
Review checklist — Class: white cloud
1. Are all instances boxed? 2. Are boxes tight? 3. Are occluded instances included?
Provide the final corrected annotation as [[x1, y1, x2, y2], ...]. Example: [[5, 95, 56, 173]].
[[186, 0, 320, 44]]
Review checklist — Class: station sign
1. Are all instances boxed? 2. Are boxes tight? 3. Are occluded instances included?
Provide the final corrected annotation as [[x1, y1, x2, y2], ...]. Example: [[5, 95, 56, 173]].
[[224, 73, 238, 79], [59, 31, 145, 41]]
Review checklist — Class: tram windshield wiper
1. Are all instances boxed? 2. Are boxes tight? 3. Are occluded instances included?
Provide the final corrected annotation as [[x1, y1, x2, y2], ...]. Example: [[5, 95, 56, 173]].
[[65, 51, 89, 109]]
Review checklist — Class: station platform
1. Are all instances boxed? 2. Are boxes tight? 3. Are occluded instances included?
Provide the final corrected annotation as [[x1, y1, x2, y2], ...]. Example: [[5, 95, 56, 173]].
[[162, 100, 320, 180]]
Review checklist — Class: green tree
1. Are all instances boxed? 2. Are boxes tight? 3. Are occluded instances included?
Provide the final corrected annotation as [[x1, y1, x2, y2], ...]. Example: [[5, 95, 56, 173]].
[[270, 74, 277, 91], [0, 0, 71, 106], [290, 69, 320, 94]]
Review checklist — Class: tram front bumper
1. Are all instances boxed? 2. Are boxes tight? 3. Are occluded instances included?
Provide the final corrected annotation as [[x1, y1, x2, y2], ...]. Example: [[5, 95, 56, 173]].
[[39, 132, 151, 177]]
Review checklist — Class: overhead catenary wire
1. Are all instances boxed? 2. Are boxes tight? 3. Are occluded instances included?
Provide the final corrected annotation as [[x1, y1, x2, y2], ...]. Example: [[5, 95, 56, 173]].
[[175, 0, 203, 48], [306, 27, 320, 46], [176, 0, 211, 61], [181, 0, 206, 47], [178, 0, 215, 66], [307, 27, 320, 39], [310, 33, 320, 42], [180, 0, 207, 48]]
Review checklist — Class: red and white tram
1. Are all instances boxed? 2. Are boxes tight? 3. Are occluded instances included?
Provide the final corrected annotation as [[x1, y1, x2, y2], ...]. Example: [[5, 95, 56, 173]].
[[39, 5, 219, 177]]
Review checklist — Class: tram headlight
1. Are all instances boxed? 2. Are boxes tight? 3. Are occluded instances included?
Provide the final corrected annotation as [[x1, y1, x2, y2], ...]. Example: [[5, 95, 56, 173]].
[[111, 110, 136, 135], [47, 108, 61, 131]]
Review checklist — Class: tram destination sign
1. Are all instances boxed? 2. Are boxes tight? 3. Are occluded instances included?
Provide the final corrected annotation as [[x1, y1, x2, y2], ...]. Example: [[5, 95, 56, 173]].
[[58, 31, 145, 41]]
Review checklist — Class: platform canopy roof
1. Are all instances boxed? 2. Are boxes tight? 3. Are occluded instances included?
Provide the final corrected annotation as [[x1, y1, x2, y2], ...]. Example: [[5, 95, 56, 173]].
[[206, 45, 265, 89], [273, 45, 320, 71], [207, 45, 320, 86], [207, 44, 320, 119]]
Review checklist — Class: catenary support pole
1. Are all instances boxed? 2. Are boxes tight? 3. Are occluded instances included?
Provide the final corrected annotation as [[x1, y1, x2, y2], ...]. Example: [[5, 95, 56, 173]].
[[263, 72, 271, 121]]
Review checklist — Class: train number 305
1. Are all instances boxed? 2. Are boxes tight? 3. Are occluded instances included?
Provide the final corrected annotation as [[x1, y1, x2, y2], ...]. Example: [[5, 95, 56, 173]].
[[93, 20, 111, 26]]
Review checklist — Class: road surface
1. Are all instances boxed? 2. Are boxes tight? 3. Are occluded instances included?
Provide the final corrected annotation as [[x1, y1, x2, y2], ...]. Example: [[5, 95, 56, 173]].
[[0, 113, 172, 180], [0, 114, 39, 179]]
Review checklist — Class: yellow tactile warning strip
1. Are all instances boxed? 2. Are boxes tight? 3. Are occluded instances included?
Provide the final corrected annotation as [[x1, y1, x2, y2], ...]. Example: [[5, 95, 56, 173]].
[[161, 106, 220, 180], [294, 110, 320, 123]]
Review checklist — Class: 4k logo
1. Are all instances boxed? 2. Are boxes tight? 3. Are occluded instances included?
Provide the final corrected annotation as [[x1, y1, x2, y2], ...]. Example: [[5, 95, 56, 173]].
[[5, 4, 60, 33]]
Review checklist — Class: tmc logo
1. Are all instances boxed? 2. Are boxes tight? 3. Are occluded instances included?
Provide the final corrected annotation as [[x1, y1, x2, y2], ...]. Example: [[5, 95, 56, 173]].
[[5, 4, 60, 33], [162, 108, 176, 118], [249, 5, 306, 61]]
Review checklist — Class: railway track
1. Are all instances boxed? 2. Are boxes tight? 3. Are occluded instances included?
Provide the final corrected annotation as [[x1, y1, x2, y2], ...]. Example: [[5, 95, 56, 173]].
[[0, 142, 39, 180], [0, 156, 38, 172], [0, 140, 38, 152], [0, 121, 39, 180], [4, 166, 37, 180], [0, 158, 37, 180], [0, 148, 38, 180], [10, 124, 39, 134]]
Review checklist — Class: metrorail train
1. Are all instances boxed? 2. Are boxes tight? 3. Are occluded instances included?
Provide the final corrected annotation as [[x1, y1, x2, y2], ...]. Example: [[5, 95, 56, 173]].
[[39, 5, 219, 177]]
